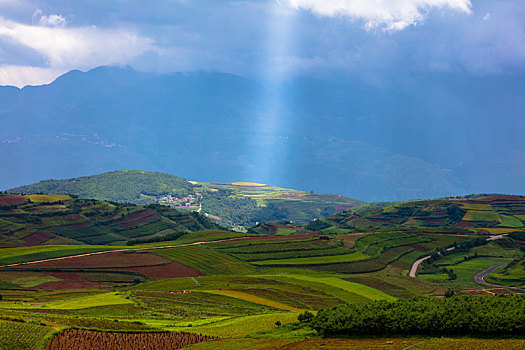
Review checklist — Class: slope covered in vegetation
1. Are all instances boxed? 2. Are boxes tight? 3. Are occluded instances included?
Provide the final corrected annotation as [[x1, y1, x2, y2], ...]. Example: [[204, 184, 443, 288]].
[[9, 170, 364, 230]]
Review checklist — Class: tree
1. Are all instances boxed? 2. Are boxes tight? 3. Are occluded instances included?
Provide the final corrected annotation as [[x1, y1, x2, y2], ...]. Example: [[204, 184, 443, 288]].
[[298, 311, 314, 323]]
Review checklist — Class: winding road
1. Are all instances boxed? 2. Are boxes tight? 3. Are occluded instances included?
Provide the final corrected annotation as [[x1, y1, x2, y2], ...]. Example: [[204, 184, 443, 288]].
[[474, 264, 506, 287], [408, 234, 508, 278], [0, 236, 262, 269]]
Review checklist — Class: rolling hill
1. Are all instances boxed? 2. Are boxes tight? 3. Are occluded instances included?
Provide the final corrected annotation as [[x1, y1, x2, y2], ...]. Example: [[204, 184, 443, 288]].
[[9, 170, 364, 231], [248, 194, 525, 236], [0, 193, 220, 247]]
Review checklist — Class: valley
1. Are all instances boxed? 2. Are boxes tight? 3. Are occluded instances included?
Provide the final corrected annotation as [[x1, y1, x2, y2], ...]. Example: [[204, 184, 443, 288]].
[[0, 192, 523, 349]]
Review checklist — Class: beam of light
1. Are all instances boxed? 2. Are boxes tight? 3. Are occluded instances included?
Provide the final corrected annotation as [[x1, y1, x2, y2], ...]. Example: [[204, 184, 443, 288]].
[[247, 3, 297, 185]]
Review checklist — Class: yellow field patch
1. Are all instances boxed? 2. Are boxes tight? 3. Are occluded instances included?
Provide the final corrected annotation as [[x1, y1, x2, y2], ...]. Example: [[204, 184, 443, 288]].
[[202, 290, 303, 312], [463, 210, 501, 222], [458, 203, 493, 210], [26, 194, 71, 203], [483, 228, 520, 234], [231, 182, 267, 187]]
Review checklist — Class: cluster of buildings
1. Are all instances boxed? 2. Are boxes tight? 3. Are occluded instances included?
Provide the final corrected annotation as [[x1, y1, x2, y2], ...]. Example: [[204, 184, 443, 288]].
[[158, 194, 199, 207]]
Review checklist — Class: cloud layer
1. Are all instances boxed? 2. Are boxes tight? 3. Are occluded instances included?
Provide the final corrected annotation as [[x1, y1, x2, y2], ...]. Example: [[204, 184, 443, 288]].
[[0, 12, 158, 86], [286, 0, 472, 30]]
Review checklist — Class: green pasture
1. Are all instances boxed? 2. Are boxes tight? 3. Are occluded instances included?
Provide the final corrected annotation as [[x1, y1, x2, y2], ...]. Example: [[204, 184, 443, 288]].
[[253, 273, 395, 302], [43, 292, 134, 309], [154, 245, 255, 274], [420, 257, 513, 290], [252, 252, 369, 266], [498, 214, 523, 228], [0, 320, 52, 350], [463, 210, 501, 222], [168, 312, 300, 337], [233, 247, 352, 261]]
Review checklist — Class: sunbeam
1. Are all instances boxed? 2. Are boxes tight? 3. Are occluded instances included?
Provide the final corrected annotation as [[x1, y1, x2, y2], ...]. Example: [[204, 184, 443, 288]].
[[247, 3, 297, 185]]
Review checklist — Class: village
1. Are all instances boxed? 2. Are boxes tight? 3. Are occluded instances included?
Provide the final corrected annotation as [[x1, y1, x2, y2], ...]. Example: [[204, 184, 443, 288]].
[[157, 193, 202, 209]]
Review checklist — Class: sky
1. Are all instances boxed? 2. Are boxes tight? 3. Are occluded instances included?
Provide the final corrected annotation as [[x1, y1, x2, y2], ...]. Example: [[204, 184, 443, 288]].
[[0, 0, 524, 87]]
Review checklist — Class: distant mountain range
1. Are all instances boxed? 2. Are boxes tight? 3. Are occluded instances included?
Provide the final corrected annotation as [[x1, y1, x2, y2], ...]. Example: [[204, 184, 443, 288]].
[[9, 170, 363, 230], [1, 66, 524, 201]]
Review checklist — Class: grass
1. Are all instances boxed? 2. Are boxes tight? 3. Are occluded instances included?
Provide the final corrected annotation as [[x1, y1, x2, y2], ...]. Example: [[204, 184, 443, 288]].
[[463, 210, 501, 222], [43, 292, 134, 309], [498, 215, 523, 228], [253, 273, 395, 301], [187, 338, 296, 350], [11, 274, 61, 288], [168, 312, 300, 337], [202, 290, 304, 312], [0, 320, 52, 350], [154, 246, 255, 275], [420, 257, 514, 290], [0, 246, 112, 265], [252, 252, 369, 266]]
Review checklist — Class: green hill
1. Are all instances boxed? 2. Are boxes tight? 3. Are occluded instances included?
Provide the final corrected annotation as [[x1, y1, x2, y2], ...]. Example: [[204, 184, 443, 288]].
[[0, 193, 219, 246], [9, 170, 364, 231], [247, 195, 525, 236]]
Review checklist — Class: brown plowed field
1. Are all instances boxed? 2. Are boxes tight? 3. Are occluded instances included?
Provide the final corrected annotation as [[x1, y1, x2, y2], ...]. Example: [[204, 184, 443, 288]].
[[114, 261, 204, 279], [114, 210, 152, 224], [22, 231, 54, 245], [19, 252, 171, 269], [46, 329, 215, 350], [0, 194, 27, 206], [121, 214, 161, 227]]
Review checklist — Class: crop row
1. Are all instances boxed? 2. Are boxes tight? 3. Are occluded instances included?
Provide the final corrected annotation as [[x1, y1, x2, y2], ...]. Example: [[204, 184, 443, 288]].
[[46, 329, 215, 350]]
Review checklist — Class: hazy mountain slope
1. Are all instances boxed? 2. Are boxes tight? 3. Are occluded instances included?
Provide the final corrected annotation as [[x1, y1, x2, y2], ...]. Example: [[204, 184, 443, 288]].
[[1, 66, 523, 200]]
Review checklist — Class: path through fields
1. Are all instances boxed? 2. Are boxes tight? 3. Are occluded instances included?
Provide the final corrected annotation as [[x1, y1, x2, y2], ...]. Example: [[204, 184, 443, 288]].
[[0, 236, 268, 269], [474, 264, 506, 287], [408, 234, 508, 278]]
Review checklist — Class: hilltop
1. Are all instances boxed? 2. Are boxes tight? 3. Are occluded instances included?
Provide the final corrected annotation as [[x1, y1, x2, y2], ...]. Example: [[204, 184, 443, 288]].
[[0, 193, 220, 246], [9, 170, 364, 230]]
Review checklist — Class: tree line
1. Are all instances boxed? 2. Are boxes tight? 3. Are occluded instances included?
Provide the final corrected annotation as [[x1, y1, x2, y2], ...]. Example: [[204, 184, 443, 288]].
[[307, 295, 525, 337]]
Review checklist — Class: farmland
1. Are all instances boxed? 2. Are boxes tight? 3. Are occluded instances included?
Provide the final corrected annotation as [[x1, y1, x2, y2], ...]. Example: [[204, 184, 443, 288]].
[[0, 194, 219, 247], [9, 170, 364, 230], [0, 195, 523, 348]]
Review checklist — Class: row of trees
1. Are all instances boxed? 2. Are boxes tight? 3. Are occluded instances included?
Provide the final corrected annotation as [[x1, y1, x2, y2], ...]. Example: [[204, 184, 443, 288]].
[[309, 295, 525, 337]]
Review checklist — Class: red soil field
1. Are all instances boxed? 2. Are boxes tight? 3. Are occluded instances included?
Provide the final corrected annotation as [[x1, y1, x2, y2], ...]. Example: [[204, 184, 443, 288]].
[[22, 231, 54, 245], [279, 338, 423, 350], [121, 214, 161, 228], [114, 261, 204, 279], [453, 221, 475, 228], [336, 204, 356, 210], [114, 210, 152, 224], [0, 194, 27, 206], [20, 252, 171, 269], [46, 329, 215, 350]]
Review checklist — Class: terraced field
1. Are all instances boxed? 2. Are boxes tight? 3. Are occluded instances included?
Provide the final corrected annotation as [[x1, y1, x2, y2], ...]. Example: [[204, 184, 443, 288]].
[[0, 194, 219, 246], [0, 194, 523, 349]]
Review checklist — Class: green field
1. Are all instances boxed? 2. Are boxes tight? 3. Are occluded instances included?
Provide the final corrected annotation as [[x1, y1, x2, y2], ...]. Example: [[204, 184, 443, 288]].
[[0, 320, 52, 350], [43, 292, 135, 309], [0, 193, 523, 348], [154, 245, 255, 274], [252, 252, 369, 266]]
